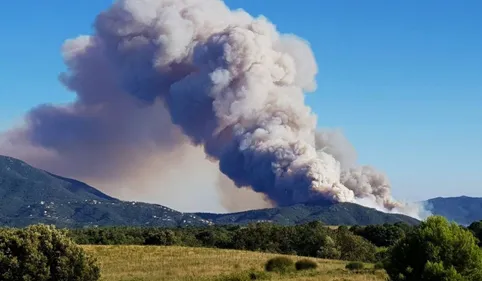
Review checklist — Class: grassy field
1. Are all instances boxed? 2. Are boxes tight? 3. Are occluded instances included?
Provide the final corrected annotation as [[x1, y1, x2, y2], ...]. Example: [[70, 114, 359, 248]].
[[83, 245, 387, 281]]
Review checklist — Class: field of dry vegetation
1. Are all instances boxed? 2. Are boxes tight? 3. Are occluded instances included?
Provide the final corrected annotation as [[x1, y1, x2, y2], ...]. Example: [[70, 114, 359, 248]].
[[83, 245, 387, 281]]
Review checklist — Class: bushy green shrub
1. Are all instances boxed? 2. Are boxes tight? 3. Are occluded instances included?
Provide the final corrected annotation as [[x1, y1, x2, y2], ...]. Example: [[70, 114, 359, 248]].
[[374, 247, 389, 263], [144, 230, 178, 245], [217, 270, 269, 281], [0, 224, 100, 281], [264, 256, 294, 273], [385, 216, 482, 281], [336, 228, 376, 262], [295, 259, 318, 271], [374, 262, 384, 270], [316, 236, 341, 259], [345, 261, 364, 271]]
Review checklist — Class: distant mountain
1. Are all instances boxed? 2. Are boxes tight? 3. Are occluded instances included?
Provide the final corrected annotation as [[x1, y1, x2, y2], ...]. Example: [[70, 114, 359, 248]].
[[0, 155, 211, 228], [0, 154, 420, 228], [195, 200, 420, 226], [425, 196, 482, 226]]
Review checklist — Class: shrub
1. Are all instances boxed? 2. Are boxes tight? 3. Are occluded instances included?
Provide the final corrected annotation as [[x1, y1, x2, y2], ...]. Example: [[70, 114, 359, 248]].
[[295, 259, 318, 271], [336, 228, 376, 262], [345, 262, 364, 271], [0, 224, 100, 281], [217, 270, 269, 281], [144, 230, 178, 245], [374, 262, 384, 270], [316, 236, 341, 259], [264, 256, 294, 273], [385, 216, 482, 281], [374, 247, 389, 263]]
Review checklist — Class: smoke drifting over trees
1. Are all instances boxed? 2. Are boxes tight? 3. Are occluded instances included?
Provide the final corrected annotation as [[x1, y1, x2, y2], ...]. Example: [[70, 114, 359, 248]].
[[0, 0, 427, 218]]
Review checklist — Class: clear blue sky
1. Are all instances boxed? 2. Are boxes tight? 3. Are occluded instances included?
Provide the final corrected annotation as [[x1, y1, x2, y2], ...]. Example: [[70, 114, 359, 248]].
[[0, 0, 481, 201]]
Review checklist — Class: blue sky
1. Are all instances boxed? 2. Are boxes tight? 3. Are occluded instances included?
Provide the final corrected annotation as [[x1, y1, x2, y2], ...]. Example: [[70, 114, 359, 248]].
[[0, 0, 481, 201]]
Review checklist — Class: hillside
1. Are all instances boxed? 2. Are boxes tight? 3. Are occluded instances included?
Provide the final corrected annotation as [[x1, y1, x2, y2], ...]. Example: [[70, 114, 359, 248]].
[[195, 201, 420, 226], [83, 245, 387, 281], [425, 196, 482, 225], [0, 155, 211, 228], [0, 154, 419, 227]]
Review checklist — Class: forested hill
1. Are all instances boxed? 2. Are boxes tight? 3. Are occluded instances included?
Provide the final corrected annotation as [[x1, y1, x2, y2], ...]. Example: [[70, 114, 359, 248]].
[[0, 155, 211, 228], [425, 196, 482, 225], [0, 154, 423, 227], [195, 201, 420, 226]]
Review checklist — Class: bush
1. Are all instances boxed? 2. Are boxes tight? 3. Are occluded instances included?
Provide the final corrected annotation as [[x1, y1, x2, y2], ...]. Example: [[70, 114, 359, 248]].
[[385, 216, 482, 281], [316, 236, 341, 259], [217, 270, 269, 281], [374, 262, 384, 270], [295, 259, 318, 271], [264, 256, 294, 273], [351, 224, 407, 247], [144, 230, 178, 245], [468, 221, 482, 247], [0, 224, 100, 281], [345, 262, 364, 271], [374, 247, 389, 263], [336, 227, 376, 262]]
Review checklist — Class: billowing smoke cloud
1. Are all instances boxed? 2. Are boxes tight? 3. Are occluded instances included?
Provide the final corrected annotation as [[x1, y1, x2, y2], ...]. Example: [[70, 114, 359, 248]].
[[314, 130, 397, 209], [0, 0, 428, 218], [315, 130, 429, 218]]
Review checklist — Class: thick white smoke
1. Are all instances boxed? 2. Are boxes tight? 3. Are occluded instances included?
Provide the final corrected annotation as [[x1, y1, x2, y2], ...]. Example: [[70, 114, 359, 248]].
[[315, 130, 429, 218], [0, 0, 428, 218]]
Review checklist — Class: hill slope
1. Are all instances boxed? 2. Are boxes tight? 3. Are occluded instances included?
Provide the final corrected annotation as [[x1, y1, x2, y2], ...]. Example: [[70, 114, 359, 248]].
[[83, 245, 387, 281], [0, 155, 211, 228], [0, 154, 419, 227], [195, 201, 420, 226], [425, 196, 482, 225]]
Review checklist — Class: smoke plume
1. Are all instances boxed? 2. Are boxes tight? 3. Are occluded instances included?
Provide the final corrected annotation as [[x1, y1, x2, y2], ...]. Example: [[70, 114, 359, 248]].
[[0, 0, 428, 218]]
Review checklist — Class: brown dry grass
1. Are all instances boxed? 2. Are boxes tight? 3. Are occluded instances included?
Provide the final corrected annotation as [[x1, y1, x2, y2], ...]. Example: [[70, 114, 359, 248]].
[[83, 245, 387, 281]]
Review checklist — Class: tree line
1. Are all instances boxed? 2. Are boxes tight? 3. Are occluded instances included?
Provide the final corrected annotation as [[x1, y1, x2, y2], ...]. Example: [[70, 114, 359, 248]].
[[66, 219, 482, 261], [2, 217, 482, 280], [67, 221, 413, 262]]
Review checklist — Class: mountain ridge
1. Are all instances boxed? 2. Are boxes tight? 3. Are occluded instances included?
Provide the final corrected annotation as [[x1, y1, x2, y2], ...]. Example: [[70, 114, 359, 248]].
[[194, 201, 420, 226], [425, 196, 482, 225], [0, 155, 211, 228], [1, 154, 480, 227]]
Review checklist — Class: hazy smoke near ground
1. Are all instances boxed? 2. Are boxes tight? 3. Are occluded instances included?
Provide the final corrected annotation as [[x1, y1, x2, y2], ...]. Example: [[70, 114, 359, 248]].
[[216, 173, 273, 212], [0, 0, 428, 218]]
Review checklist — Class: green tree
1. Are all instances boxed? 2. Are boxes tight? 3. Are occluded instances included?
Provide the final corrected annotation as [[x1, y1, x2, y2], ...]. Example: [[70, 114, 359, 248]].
[[145, 229, 178, 246], [351, 224, 407, 247], [468, 221, 482, 246], [316, 236, 341, 259], [385, 216, 482, 281], [292, 221, 330, 257], [335, 227, 376, 262], [0, 224, 100, 281]]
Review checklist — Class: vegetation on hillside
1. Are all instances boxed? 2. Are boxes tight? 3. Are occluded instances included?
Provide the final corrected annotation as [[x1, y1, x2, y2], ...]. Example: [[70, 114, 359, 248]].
[[0, 154, 419, 228], [0, 155, 211, 228], [194, 201, 420, 226]]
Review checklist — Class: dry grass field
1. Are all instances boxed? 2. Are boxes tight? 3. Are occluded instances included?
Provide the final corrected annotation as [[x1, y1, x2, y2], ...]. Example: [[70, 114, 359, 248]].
[[83, 245, 388, 281]]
